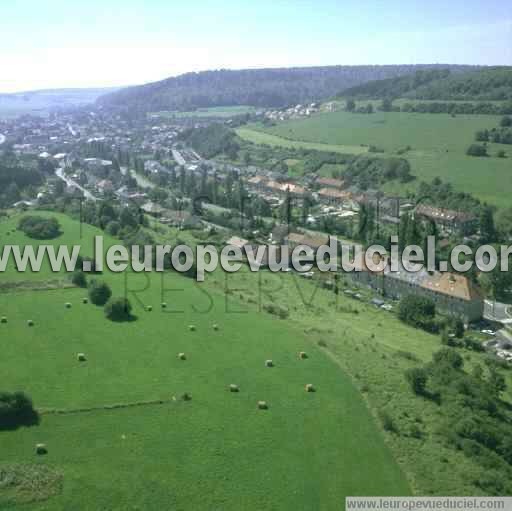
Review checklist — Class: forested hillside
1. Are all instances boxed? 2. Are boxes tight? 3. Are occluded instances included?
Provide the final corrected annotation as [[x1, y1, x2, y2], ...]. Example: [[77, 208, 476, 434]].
[[341, 67, 512, 100], [97, 65, 474, 114]]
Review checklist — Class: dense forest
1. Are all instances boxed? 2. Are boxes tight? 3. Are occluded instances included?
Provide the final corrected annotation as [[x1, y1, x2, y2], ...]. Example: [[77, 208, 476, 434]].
[[177, 124, 240, 159], [97, 65, 475, 114], [342, 67, 512, 101]]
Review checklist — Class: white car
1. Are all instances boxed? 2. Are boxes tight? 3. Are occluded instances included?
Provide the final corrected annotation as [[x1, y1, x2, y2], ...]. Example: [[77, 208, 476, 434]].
[[481, 329, 496, 336]]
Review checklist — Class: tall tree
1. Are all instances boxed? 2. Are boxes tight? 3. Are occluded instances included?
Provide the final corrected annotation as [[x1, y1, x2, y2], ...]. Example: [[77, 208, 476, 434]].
[[479, 205, 496, 243]]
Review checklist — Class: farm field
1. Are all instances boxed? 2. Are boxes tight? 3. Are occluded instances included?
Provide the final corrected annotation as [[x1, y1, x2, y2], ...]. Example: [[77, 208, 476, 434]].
[[0, 213, 410, 510], [0, 212, 115, 283], [151, 105, 257, 119], [236, 127, 369, 155], [243, 111, 512, 208]]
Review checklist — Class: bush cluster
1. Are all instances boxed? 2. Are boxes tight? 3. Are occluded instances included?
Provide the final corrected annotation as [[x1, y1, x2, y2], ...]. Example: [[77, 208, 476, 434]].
[[18, 216, 61, 240], [0, 391, 39, 430]]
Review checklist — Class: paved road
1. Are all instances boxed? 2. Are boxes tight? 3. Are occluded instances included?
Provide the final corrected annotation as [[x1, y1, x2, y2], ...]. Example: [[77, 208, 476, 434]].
[[496, 328, 512, 344], [55, 168, 97, 201], [484, 299, 512, 323], [172, 149, 186, 166]]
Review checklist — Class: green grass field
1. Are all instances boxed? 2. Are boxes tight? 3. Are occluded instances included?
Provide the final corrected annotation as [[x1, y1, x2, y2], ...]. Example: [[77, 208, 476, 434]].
[[0, 213, 410, 510], [2, 212, 511, 507], [236, 127, 369, 155], [243, 111, 512, 208], [152, 106, 257, 119]]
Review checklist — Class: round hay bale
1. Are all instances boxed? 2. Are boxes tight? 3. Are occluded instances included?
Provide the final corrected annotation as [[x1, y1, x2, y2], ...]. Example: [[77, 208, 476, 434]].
[[178, 352, 186, 360], [77, 353, 87, 362], [82, 297, 88, 304], [213, 324, 219, 331], [229, 384, 239, 392], [188, 325, 196, 331], [65, 302, 72, 309], [257, 400, 268, 410], [0, 316, 7, 324], [161, 302, 167, 309], [146, 305, 153, 312], [305, 384, 315, 393], [299, 351, 308, 359], [265, 359, 274, 368], [35, 443, 47, 455], [27, 320, 34, 327]]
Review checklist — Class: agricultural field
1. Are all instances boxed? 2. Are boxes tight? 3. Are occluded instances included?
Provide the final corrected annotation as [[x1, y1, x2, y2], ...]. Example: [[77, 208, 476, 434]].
[[242, 111, 512, 208], [0, 212, 410, 510], [236, 127, 369, 155], [151, 106, 257, 119]]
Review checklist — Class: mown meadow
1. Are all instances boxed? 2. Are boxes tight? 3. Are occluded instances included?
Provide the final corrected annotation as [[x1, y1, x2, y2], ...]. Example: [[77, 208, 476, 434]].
[[0, 212, 410, 510], [238, 110, 511, 208]]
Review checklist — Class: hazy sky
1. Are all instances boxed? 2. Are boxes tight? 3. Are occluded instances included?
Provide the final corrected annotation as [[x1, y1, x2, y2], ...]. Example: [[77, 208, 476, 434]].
[[1, 0, 510, 93]]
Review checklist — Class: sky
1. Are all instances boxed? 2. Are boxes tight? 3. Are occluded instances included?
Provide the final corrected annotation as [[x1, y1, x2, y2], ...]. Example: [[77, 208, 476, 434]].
[[0, 0, 511, 93]]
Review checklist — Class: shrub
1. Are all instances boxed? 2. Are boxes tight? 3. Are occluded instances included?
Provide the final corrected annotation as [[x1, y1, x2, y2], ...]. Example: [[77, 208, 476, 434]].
[[463, 337, 485, 352], [409, 424, 423, 439], [105, 221, 121, 236], [263, 303, 289, 319], [71, 270, 87, 288], [378, 410, 397, 432], [500, 116, 512, 127], [88, 280, 112, 306], [433, 347, 464, 370], [405, 367, 428, 395], [104, 297, 133, 321], [18, 216, 61, 240], [395, 350, 420, 362], [0, 391, 39, 430], [453, 319, 465, 338], [466, 144, 488, 157], [398, 295, 438, 333]]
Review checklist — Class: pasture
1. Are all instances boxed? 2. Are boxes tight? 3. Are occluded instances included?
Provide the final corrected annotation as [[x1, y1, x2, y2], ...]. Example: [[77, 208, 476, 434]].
[[236, 127, 369, 155], [0, 213, 410, 510], [243, 111, 512, 208]]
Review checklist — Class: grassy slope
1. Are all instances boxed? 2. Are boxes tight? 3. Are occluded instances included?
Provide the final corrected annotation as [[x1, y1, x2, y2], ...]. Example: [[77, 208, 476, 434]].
[[206, 267, 512, 495], [0, 212, 109, 283], [0, 213, 409, 510], [244, 111, 512, 208], [236, 127, 369, 155]]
